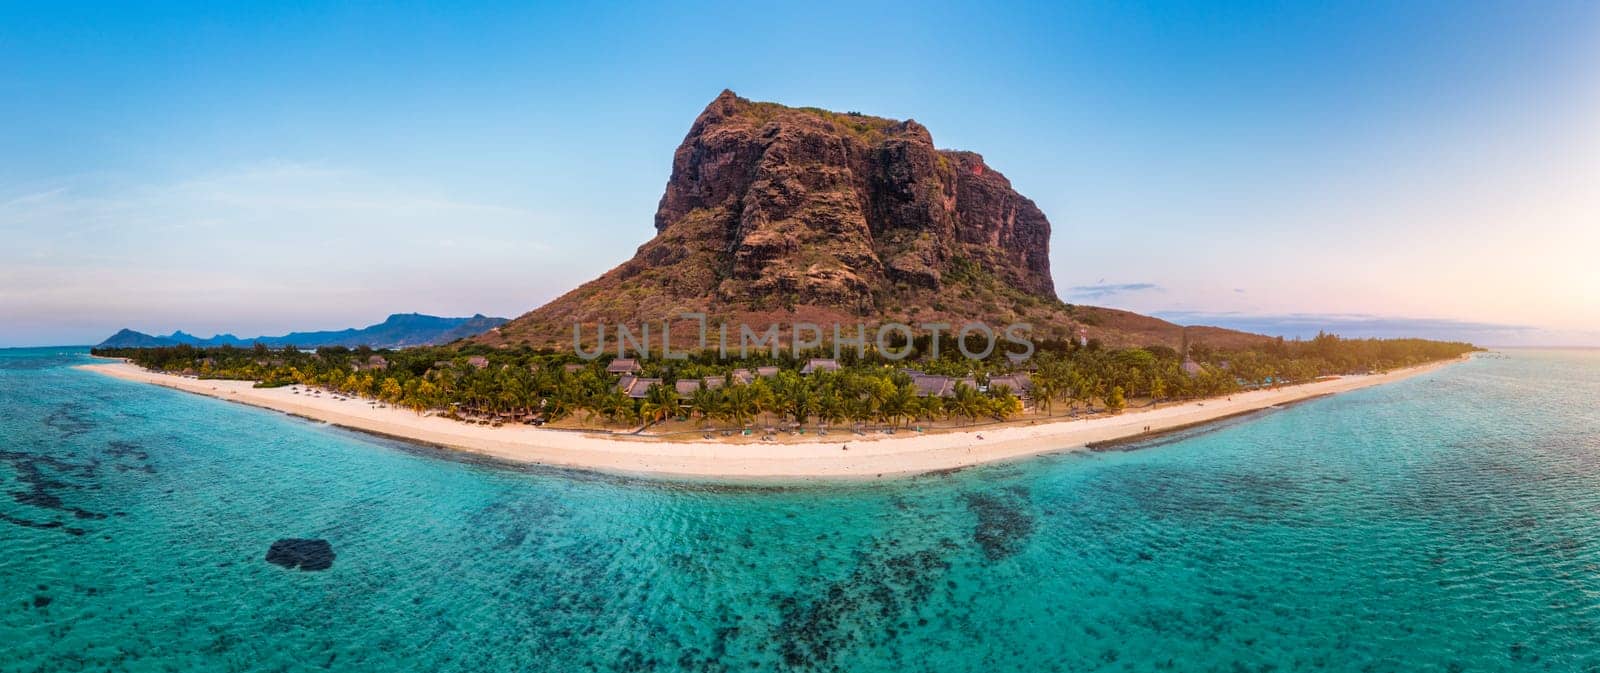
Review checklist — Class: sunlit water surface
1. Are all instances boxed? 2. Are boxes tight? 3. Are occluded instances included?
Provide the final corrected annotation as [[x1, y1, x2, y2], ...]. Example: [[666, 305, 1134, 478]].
[[3, 349, 1599, 672]]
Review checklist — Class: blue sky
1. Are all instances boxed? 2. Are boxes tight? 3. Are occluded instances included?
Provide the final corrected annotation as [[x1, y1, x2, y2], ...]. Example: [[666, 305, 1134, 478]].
[[2, 1, 1596, 346]]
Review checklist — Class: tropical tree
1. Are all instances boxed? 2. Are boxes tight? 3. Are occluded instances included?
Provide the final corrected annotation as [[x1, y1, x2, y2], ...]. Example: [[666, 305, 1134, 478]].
[[949, 382, 985, 423], [990, 388, 1023, 420], [1031, 376, 1058, 416], [1106, 386, 1127, 414], [596, 390, 635, 426], [690, 386, 723, 425], [379, 378, 404, 404], [865, 377, 894, 423], [722, 383, 759, 428], [913, 395, 945, 424], [815, 388, 846, 427], [883, 382, 916, 428], [638, 383, 683, 427]]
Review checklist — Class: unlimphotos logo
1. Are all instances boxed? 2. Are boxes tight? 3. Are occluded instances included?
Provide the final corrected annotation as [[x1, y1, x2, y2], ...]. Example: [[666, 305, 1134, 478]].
[[574, 313, 1034, 362]]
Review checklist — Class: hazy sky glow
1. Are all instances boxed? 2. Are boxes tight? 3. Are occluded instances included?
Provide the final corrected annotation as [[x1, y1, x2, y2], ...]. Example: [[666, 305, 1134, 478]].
[[2, 1, 1597, 346]]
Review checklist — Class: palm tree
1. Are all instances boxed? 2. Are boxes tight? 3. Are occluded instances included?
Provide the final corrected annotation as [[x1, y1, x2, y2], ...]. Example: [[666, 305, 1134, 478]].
[[990, 389, 1023, 420], [690, 386, 723, 426], [907, 395, 940, 425], [750, 380, 776, 428], [638, 383, 682, 427], [1031, 377, 1058, 416], [1067, 372, 1091, 415], [949, 382, 985, 423], [845, 395, 872, 431], [592, 390, 632, 426], [379, 378, 404, 404], [865, 377, 894, 424], [1105, 385, 1127, 413], [785, 385, 814, 426], [884, 382, 916, 428], [723, 383, 759, 429], [815, 389, 845, 429]]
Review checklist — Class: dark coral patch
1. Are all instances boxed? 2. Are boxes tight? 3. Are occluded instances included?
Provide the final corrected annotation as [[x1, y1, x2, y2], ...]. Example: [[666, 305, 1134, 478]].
[[265, 538, 335, 571], [964, 490, 1036, 561], [769, 542, 951, 668]]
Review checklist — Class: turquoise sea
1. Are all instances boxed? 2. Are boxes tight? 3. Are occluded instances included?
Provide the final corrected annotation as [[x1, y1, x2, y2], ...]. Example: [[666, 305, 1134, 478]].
[[2, 348, 1598, 672]]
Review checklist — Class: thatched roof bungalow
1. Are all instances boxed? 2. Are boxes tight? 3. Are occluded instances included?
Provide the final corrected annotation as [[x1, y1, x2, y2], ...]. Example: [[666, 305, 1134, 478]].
[[910, 374, 979, 398], [800, 358, 840, 375], [616, 375, 659, 399], [910, 374, 951, 397], [987, 374, 1032, 396], [607, 358, 642, 374]]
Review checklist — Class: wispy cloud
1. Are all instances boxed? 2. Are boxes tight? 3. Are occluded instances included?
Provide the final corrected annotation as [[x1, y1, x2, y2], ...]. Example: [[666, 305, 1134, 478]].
[[1067, 282, 1161, 300]]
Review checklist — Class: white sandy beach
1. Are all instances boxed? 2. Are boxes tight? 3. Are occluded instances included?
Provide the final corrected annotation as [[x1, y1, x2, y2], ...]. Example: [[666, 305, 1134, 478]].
[[77, 359, 1461, 481]]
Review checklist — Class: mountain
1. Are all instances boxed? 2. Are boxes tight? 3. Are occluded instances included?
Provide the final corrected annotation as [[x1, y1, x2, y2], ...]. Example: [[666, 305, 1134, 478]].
[[477, 90, 1270, 351], [98, 329, 184, 349], [98, 313, 509, 349]]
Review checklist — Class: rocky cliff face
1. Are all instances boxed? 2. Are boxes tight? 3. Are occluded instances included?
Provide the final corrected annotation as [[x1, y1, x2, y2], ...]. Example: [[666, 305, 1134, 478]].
[[483, 91, 1267, 351], [486, 91, 1071, 347], [645, 90, 1054, 308]]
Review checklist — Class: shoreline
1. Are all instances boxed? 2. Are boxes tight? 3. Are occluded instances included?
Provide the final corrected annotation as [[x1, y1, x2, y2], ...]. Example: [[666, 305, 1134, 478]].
[[76, 357, 1464, 482]]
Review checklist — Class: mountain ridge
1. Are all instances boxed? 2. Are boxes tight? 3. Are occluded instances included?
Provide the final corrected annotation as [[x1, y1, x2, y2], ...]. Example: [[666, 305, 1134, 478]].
[[98, 313, 508, 349]]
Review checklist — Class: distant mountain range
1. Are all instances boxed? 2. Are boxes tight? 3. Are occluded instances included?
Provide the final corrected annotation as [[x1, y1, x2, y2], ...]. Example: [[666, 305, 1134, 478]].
[[98, 313, 509, 349]]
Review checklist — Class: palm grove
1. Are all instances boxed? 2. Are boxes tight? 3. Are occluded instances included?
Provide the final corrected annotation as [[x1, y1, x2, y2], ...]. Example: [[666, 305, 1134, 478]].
[[94, 333, 1476, 431]]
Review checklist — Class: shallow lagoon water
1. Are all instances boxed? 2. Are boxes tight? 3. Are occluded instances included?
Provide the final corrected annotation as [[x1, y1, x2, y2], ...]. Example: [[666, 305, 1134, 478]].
[[2, 349, 1598, 672]]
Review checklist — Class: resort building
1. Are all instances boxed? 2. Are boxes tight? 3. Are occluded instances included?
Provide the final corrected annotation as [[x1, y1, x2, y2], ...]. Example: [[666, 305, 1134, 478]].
[[607, 358, 642, 374], [800, 358, 840, 375], [467, 356, 489, 370], [910, 374, 949, 397], [615, 375, 659, 399], [674, 380, 702, 398], [728, 366, 779, 383], [986, 373, 1032, 396], [908, 374, 980, 398]]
